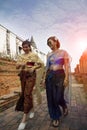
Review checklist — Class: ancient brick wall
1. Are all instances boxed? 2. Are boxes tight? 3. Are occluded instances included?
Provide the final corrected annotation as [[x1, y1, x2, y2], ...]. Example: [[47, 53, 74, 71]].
[[74, 49, 87, 93], [0, 58, 21, 97]]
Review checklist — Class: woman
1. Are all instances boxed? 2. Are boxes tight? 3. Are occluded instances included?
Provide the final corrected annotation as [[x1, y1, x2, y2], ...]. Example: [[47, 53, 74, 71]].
[[16, 40, 44, 130], [45, 36, 69, 127]]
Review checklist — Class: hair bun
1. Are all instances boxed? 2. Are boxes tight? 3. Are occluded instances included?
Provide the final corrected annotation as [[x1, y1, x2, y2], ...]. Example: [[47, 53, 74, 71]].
[[54, 36, 58, 41]]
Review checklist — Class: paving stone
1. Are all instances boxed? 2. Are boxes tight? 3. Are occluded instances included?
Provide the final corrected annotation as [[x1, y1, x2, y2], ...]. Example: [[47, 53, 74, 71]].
[[0, 75, 87, 130]]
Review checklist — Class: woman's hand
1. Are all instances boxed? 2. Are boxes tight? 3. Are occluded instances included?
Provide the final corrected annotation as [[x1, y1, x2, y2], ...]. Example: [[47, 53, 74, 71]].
[[41, 79, 46, 89], [16, 63, 25, 69], [64, 78, 69, 87], [28, 66, 36, 73]]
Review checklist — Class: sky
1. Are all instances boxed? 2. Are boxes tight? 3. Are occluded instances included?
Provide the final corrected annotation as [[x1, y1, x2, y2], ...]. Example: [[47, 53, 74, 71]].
[[0, 0, 87, 71]]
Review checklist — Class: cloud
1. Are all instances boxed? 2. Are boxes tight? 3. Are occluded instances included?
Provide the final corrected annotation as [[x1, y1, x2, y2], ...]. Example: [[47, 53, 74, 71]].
[[0, 0, 87, 71]]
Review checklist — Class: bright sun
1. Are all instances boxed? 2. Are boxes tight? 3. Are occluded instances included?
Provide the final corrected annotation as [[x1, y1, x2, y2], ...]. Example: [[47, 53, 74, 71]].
[[78, 39, 87, 52]]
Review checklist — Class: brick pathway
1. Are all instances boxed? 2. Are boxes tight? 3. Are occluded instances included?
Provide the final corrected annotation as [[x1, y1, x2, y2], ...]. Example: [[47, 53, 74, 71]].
[[0, 75, 87, 130]]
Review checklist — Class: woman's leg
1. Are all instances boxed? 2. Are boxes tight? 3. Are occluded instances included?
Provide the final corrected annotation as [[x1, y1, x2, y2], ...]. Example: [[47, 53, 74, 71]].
[[23, 74, 36, 116], [59, 86, 67, 107], [46, 76, 61, 121], [29, 92, 35, 119], [56, 74, 68, 116], [21, 113, 27, 123], [18, 72, 36, 130], [52, 71, 68, 118]]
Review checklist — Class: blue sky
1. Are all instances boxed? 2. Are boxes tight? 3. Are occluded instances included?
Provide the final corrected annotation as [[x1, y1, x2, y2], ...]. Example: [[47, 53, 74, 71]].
[[0, 0, 87, 71]]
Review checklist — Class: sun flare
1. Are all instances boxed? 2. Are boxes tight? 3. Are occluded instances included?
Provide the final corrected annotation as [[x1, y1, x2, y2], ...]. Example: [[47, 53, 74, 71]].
[[77, 39, 87, 52]]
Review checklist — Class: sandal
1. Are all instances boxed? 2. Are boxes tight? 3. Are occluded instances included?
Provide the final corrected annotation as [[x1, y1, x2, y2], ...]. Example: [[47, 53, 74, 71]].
[[52, 120, 59, 127], [63, 108, 68, 116], [18, 122, 27, 130]]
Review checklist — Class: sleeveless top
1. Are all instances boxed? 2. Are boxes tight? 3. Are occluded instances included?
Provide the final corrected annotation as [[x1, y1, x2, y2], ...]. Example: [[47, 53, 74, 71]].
[[46, 49, 69, 70]]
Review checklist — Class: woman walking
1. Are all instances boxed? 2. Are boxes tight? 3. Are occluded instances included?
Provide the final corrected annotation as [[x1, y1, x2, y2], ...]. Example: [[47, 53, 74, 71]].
[[45, 36, 69, 127], [15, 40, 44, 130]]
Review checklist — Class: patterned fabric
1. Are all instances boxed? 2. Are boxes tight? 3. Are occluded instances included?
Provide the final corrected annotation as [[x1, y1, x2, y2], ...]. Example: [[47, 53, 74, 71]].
[[45, 69, 67, 120], [46, 49, 69, 70], [16, 52, 43, 66], [15, 70, 36, 113], [15, 94, 24, 112], [16, 52, 44, 113]]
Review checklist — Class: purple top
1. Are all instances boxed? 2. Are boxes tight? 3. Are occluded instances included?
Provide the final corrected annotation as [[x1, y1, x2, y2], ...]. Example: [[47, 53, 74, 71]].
[[46, 49, 69, 70]]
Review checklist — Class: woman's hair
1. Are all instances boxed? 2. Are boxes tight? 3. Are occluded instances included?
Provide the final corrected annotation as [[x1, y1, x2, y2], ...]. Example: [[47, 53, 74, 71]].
[[22, 40, 32, 51], [47, 36, 60, 48]]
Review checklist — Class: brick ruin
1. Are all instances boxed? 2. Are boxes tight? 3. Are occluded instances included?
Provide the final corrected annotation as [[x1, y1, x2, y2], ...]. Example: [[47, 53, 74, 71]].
[[74, 49, 87, 92], [0, 58, 21, 96]]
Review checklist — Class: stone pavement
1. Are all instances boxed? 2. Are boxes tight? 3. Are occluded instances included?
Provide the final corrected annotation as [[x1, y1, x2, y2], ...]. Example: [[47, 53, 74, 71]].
[[0, 75, 87, 130]]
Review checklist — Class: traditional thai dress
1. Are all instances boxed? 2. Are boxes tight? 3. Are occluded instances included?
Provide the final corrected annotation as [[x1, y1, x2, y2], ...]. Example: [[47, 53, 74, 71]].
[[45, 49, 69, 120], [15, 52, 44, 113]]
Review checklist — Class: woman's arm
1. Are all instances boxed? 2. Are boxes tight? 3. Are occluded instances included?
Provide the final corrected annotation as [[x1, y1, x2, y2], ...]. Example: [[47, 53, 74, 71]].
[[64, 58, 69, 87], [16, 55, 25, 69], [33, 62, 44, 70], [28, 54, 44, 72]]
